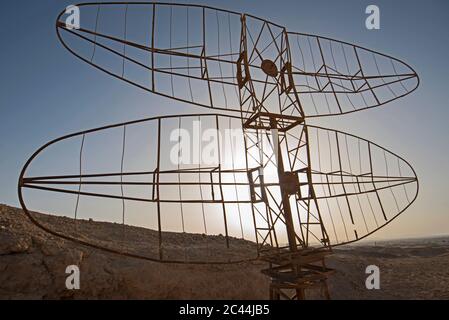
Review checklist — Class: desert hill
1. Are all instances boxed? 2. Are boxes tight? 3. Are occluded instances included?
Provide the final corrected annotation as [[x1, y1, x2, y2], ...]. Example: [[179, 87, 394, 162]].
[[1, 204, 448, 299]]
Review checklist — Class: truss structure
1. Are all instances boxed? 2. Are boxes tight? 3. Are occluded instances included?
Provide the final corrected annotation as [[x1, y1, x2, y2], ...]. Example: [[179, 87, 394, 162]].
[[18, 2, 419, 300]]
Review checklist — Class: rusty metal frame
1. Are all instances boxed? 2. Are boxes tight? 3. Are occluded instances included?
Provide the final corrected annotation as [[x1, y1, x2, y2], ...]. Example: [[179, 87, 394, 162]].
[[17, 2, 420, 300]]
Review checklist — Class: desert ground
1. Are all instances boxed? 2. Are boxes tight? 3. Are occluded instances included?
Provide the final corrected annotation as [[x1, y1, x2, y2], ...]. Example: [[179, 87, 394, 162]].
[[0, 204, 448, 300]]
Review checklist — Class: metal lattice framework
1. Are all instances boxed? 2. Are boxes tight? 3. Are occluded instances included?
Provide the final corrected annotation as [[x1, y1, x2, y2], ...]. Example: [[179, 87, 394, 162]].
[[18, 2, 419, 299]]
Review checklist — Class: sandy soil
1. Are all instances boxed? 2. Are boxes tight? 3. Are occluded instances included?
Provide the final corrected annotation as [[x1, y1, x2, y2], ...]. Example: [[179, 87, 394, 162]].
[[1, 204, 448, 300]]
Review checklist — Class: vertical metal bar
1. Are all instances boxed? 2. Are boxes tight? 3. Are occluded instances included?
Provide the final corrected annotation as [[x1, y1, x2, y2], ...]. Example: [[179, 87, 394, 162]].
[[90, 5, 101, 62], [74, 134, 85, 222], [335, 131, 355, 225], [316, 37, 343, 114], [303, 125, 330, 246], [177, 118, 185, 233], [353, 46, 380, 105], [151, 4, 156, 91], [242, 130, 261, 256], [215, 115, 230, 248], [283, 31, 306, 118], [120, 125, 126, 227], [156, 118, 162, 260], [270, 118, 297, 253], [368, 142, 387, 221], [284, 123, 306, 246], [202, 7, 214, 107], [122, 4, 128, 78]]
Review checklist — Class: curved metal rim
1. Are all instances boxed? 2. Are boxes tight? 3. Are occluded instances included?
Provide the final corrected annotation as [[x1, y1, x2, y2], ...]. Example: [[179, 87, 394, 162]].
[[287, 30, 420, 119], [305, 123, 419, 248], [18, 113, 259, 265], [18, 113, 419, 262], [55, 2, 420, 119]]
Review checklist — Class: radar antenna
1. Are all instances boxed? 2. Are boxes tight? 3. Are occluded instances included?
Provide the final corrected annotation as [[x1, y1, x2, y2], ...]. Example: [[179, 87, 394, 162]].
[[19, 2, 419, 300]]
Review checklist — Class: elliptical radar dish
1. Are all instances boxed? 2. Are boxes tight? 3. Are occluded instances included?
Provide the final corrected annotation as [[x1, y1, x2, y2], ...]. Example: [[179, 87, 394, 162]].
[[18, 2, 419, 300]]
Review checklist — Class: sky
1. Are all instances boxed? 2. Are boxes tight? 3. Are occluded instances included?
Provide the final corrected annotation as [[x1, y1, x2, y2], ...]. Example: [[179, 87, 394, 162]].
[[1, 0, 449, 241]]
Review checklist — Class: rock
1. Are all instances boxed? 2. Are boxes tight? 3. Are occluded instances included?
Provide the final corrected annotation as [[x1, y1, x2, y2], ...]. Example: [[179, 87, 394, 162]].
[[0, 204, 268, 299], [0, 231, 32, 255]]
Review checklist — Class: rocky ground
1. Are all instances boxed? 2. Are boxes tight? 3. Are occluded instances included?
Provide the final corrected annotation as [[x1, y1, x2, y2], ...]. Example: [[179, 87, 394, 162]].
[[1, 204, 448, 300]]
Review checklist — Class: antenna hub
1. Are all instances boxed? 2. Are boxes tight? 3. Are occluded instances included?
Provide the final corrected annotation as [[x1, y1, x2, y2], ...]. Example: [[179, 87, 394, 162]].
[[261, 59, 279, 77], [280, 172, 300, 195]]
